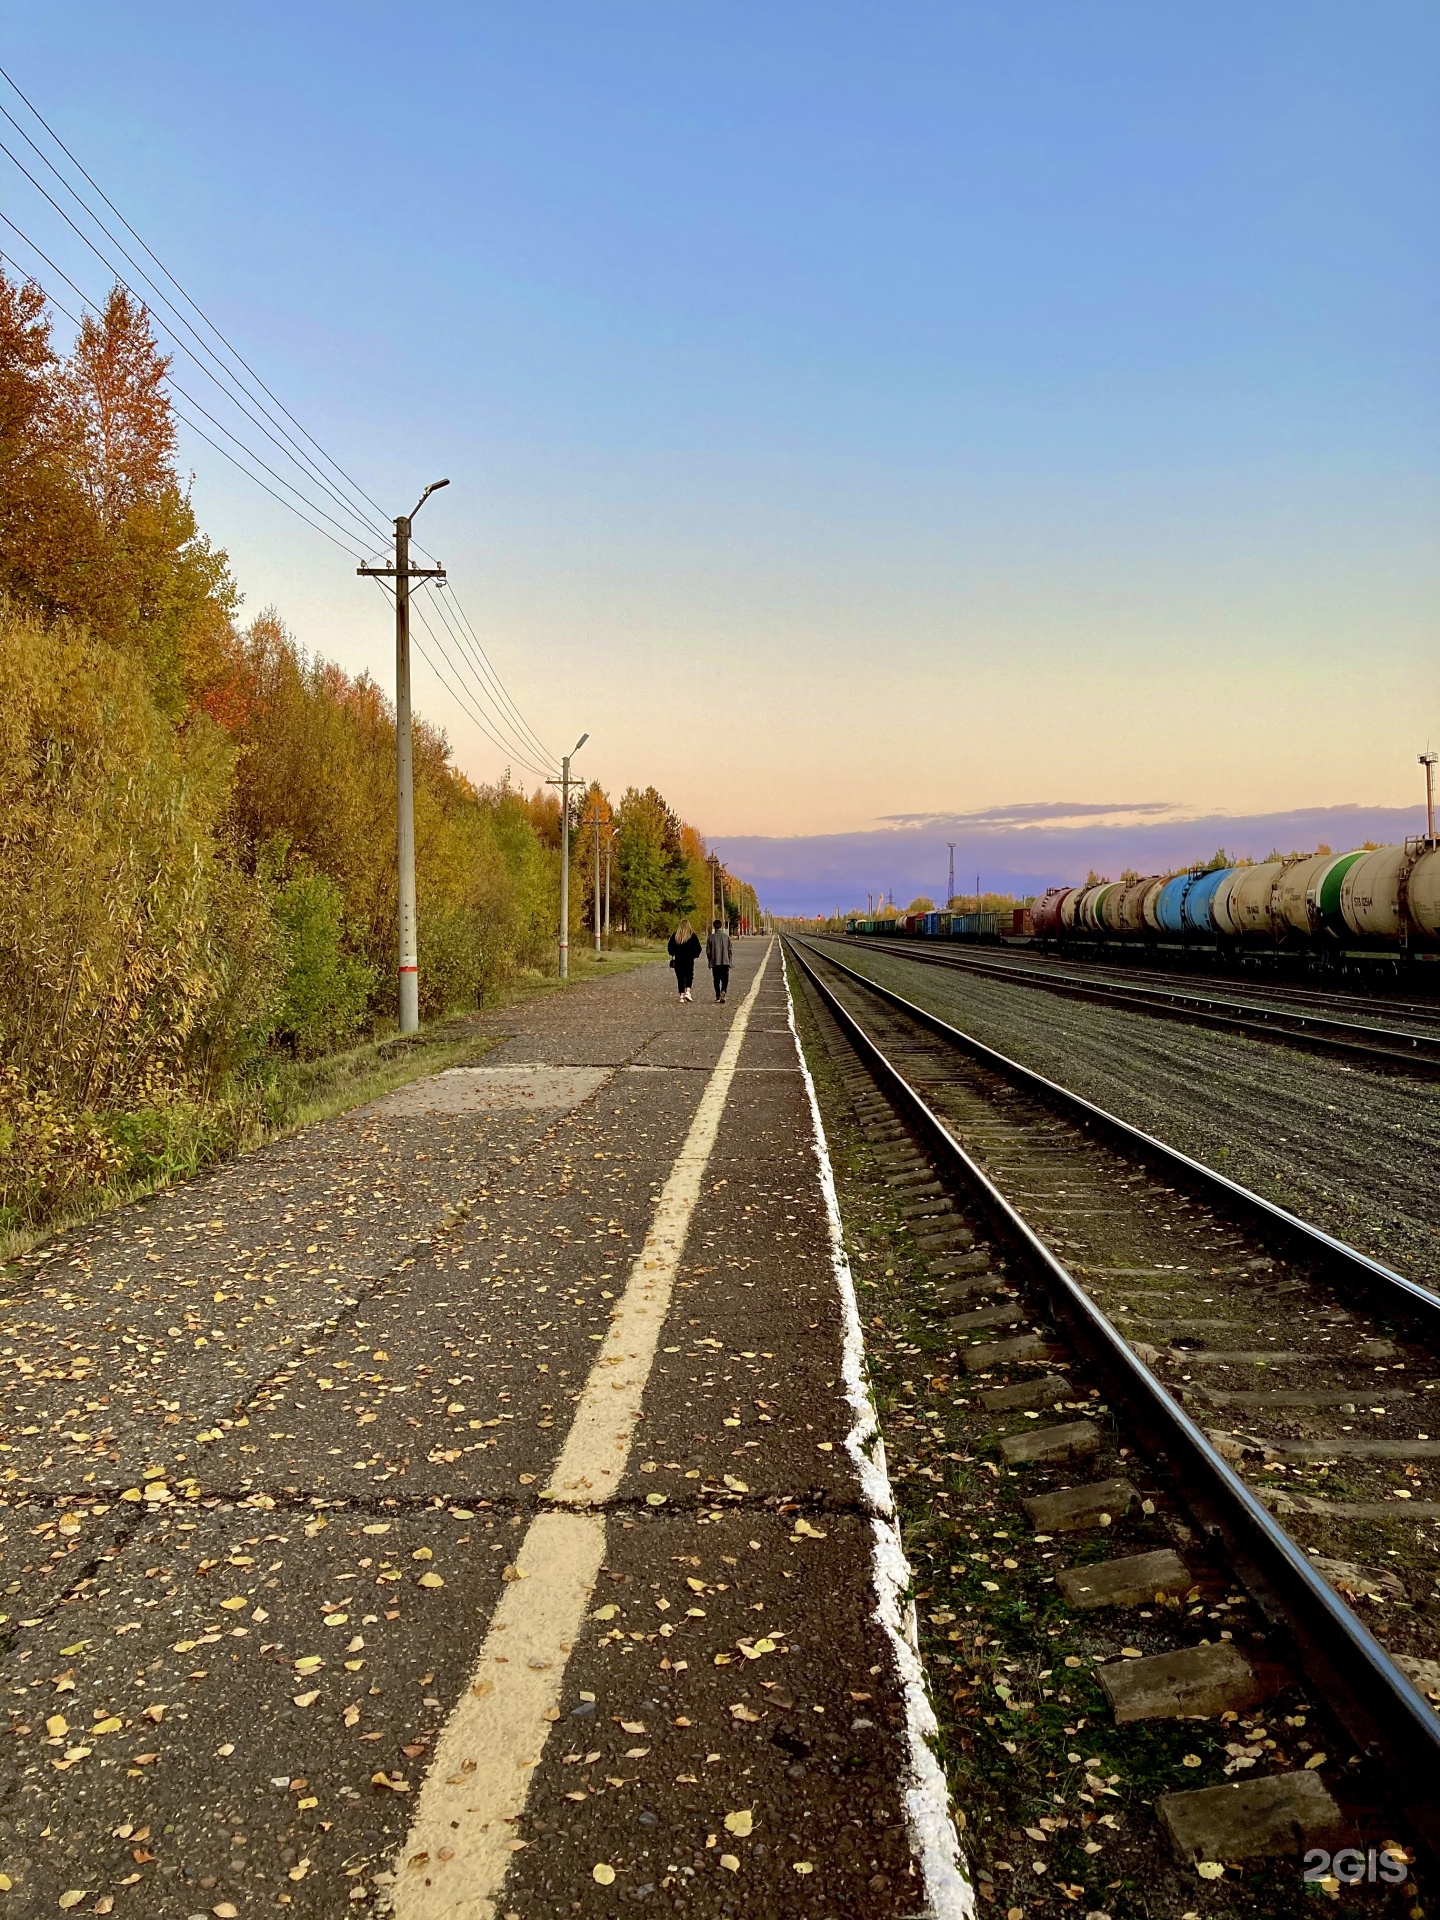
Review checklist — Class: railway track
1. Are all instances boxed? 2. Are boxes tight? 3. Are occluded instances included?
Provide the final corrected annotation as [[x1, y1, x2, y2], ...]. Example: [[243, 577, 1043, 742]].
[[788, 936, 1440, 1872], [835, 934, 1440, 1077]]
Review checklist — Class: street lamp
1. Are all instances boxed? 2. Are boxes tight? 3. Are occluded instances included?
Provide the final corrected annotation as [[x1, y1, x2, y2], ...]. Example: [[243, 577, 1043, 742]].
[[357, 478, 450, 1034], [556, 734, 588, 980]]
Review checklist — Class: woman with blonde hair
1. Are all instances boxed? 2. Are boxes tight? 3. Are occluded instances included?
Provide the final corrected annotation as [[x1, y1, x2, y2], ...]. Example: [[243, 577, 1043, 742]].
[[667, 918, 702, 1001]]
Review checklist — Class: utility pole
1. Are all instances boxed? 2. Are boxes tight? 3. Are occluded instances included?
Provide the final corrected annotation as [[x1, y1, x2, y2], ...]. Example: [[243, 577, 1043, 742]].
[[548, 735, 588, 980], [947, 842, 955, 908], [592, 803, 603, 956], [358, 479, 449, 1034], [603, 825, 613, 942], [1422, 752, 1438, 841]]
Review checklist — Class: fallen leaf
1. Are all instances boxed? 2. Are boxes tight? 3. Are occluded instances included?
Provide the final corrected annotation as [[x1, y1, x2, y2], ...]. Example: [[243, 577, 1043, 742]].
[[1196, 1862, 1225, 1880], [143, 1705, 166, 1723], [794, 1861, 814, 1875], [91, 1717, 122, 1735], [219, 1597, 247, 1612], [720, 1854, 740, 1872], [292, 1691, 321, 1708], [592, 1863, 616, 1886], [729, 1703, 761, 1723], [344, 1706, 362, 1728], [1305, 1753, 1327, 1770], [724, 1810, 753, 1838], [417, 1572, 445, 1589], [621, 1721, 647, 1734], [591, 1605, 618, 1620], [288, 1859, 311, 1881], [293, 1656, 324, 1674], [59, 1896, 86, 1911], [46, 1715, 68, 1737], [213, 1905, 239, 1917]]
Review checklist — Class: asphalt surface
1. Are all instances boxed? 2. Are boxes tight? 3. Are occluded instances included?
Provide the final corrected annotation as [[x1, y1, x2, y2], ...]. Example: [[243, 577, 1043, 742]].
[[0, 943, 934, 1918]]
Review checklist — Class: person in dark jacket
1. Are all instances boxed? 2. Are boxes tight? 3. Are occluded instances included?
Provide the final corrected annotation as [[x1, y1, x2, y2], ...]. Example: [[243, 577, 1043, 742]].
[[667, 919, 701, 1001], [705, 920, 733, 1002]]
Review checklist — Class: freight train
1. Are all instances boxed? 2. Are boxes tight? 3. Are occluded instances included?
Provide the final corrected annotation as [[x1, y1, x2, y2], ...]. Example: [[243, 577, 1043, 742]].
[[846, 840, 1440, 962]]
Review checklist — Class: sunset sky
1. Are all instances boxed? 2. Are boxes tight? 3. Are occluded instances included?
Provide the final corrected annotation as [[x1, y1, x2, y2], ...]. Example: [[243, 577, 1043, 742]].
[[7, 3, 1438, 871]]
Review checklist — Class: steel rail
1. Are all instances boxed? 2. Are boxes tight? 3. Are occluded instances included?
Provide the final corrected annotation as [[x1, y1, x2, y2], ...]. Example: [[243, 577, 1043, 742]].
[[787, 935, 1440, 1848], [837, 935, 1440, 1076]]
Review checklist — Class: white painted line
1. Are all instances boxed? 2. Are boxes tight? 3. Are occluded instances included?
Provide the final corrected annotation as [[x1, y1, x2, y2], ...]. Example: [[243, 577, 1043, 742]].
[[782, 949, 975, 1920], [391, 1511, 605, 1919], [392, 940, 775, 1918], [543, 939, 774, 1506]]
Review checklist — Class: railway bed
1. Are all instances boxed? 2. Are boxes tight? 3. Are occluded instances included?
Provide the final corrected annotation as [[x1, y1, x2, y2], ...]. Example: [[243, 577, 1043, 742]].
[[789, 936, 1440, 1881], [837, 934, 1440, 1078]]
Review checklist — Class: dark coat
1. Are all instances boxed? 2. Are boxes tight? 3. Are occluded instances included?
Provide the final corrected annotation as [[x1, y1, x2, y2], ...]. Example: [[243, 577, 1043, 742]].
[[706, 928, 733, 967], [667, 931, 701, 989]]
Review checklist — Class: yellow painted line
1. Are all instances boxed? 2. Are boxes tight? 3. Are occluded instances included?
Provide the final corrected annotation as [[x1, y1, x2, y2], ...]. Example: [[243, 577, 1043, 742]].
[[392, 941, 775, 1918]]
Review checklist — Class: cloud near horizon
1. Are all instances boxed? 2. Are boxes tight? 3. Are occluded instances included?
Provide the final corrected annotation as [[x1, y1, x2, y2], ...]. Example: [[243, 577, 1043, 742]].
[[719, 802, 1430, 916]]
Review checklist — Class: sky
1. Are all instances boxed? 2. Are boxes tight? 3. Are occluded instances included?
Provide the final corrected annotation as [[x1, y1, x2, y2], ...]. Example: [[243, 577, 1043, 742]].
[[4, 4, 1438, 909]]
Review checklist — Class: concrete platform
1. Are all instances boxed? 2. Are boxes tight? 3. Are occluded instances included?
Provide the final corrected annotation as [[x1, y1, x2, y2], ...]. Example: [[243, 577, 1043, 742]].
[[0, 940, 964, 1918]]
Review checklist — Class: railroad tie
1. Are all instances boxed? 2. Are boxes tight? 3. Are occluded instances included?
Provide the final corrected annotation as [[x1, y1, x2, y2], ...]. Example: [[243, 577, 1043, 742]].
[[1055, 1548, 1194, 1610], [1155, 1771, 1345, 1867], [930, 1247, 990, 1275], [946, 1300, 1026, 1336], [1023, 1477, 1137, 1532], [979, 1373, 1072, 1411], [1097, 1642, 1287, 1723], [997, 1419, 1101, 1467], [962, 1332, 1065, 1372], [930, 1274, 1002, 1307]]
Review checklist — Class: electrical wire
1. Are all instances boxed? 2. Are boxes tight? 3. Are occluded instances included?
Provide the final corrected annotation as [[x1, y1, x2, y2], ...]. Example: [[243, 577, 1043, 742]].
[[0, 245, 373, 563], [0, 129, 389, 548], [424, 582, 556, 768], [0, 72, 560, 775], [0, 59, 395, 535]]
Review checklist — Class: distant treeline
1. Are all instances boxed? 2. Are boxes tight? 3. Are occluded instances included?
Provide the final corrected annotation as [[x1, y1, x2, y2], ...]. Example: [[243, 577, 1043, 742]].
[[0, 271, 752, 1230]]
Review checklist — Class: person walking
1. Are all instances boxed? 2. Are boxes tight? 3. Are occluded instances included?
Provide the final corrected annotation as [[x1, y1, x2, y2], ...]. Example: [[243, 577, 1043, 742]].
[[667, 919, 701, 1001], [706, 918, 733, 1003]]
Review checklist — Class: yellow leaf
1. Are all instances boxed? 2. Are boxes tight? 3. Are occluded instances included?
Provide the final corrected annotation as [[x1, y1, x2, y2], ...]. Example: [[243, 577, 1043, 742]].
[[793, 1861, 815, 1875], [218, 1596, 247, 1611], [292, 1691, 321, 1708], [46, 1715, 68, 1737], [720, 1854, 740, 1872], [592, 1863, 616, 1885], [412, 1547, 433, 1561], [0, 1875, 10, 1891], [1305, 1752, 1327, 1770], [724, 1810, 753, 1837], [59, 1896, 86, 1911], [1196, 1861, 1225, 1880], [288, 1858, 311, 1881], [91, 1717, 122, 1735], [417, 1572, 445, 1588], [591, 1605, 618, 1620], [293, 1656, 323, 1674]]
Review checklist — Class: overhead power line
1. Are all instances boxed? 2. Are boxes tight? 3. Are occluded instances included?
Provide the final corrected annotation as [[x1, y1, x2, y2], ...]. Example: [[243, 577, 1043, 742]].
[[0, 67, 559, 777]]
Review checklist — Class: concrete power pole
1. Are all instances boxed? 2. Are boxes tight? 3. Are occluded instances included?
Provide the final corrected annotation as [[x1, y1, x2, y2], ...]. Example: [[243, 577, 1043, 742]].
[[593, 805, 603, 956], [603, 827, 613, 941], [947, 842, 955, 909], [550, 735, 588, 981], [358, 479, 449, 1034]]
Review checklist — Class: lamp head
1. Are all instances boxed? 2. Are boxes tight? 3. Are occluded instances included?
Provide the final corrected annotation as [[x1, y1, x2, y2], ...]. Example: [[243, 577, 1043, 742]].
[[410, 478, 451, 520]]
